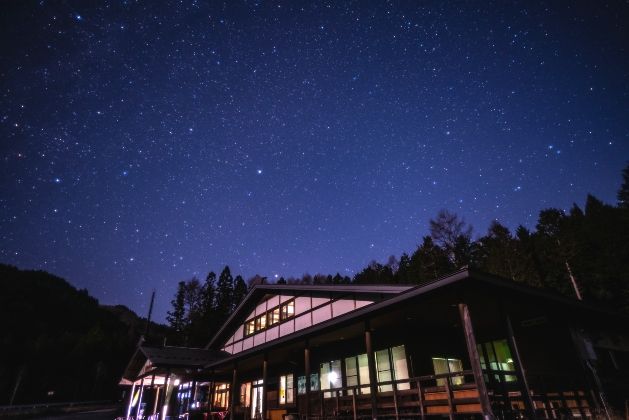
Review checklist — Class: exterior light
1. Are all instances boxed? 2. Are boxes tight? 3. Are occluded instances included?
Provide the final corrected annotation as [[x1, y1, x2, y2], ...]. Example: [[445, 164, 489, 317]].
[[329, 371, 338, 385]]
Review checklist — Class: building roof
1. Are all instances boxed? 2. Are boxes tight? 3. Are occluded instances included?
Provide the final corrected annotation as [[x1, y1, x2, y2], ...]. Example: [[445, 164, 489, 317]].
[[207, 283, 413, 349], [121, 343, 228, 381], [205, 268, 627, 368]]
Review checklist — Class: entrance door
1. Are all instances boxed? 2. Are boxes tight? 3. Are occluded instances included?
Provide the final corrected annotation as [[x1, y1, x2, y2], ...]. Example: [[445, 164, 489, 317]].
[[251, 379, 264, 419]]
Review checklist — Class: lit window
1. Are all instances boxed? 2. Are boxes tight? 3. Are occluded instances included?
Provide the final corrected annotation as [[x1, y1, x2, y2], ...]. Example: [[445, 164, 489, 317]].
[[296, 374, 319, 395], [255, 314, 267, 331], [245, 320, 255, 336], [281, 300, 295, 320], [268, 307, 280, 326], [320, 360, 341, 397], [279, 374, 294, 404], [213, 383, 230, 409], [375, 345, 410, 392], [477, 339, 516, 382], [432, 357, 464, 386], [345, 353, 371, 394], [240, 382, 251, 407]]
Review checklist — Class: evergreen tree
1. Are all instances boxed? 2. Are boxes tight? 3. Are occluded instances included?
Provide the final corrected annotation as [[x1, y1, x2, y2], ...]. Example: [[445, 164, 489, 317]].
[[617, 162, 629, 208], [232, 275, 248, 311], [276, 276, 287, 285], [408, 236, 453, 283], [215, 266, 234, 317], [166, 281, 186, 337], [395, 253, 412, 284]]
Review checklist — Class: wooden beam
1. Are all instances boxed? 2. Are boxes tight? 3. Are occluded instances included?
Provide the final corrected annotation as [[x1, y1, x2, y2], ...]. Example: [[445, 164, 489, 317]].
[[458, 303, 494, 419]]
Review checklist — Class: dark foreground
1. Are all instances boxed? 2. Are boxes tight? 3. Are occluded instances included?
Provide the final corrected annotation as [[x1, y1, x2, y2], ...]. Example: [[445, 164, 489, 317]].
[[37, 408, 118, 420]]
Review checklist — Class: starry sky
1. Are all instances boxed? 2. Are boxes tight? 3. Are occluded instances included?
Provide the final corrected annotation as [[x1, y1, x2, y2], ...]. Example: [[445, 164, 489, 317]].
[[1, 1, 628, 321]]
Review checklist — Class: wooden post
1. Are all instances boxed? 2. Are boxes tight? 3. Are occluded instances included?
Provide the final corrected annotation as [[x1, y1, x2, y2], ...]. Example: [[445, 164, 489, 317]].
[[190, 379, 197, 411], [365, 320, 379, 420], [458, 303, 494, 419], [230, 365, 238, 420], [416, 379, 425, 420], [153, 385, 160, 416], [126, 381, 137, 420], [208, 380, 215, 414], [504, 313, 537, 419], [304, 343, 311, 419], [444, 375, 455, 420], [352, 392, 357, 420], [161, 371, 171, 420], [392, 380, 399, 420], [136, 377, 145, 418], [262, 355, 268, 420]]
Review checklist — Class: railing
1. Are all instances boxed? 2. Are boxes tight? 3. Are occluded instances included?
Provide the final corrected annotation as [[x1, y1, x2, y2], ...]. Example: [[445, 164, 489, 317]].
[[294, 369, 599, 419], [483, 368, 597, 419], [298, 370, 479, 419]]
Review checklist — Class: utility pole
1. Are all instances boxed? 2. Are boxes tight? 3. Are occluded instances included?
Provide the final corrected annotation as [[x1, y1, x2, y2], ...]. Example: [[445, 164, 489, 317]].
[[144, 290, 156, 338]]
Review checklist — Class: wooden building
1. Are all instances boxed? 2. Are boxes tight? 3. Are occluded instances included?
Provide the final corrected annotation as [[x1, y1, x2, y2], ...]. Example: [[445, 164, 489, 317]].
[[120, 269, 629, 419]]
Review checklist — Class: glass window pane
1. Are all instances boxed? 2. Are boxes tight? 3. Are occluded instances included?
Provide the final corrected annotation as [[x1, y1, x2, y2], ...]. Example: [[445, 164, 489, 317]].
[[297, 376, 306, 395], [268, 308, 280, 326], [246, 320, 255, 335], [287, 374, 294, 403], [310, 373, 319, 391], [432, 357, 448, 387], [376, 350, 392, 392], [279, 375, 287, 404], [391, 345, 410, 390], [345, 356, 358, 387]]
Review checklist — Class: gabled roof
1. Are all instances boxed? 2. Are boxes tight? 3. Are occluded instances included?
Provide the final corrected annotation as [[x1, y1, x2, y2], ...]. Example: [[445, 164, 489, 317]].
[[206, 283, 412, 349]]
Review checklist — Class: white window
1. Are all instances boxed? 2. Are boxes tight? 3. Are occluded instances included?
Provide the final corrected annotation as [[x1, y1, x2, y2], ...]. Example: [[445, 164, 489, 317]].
[[375, 345, 410, 391], [320, 360, 341, 397], [345, 353, 371, 394], [279, 374, 294, 404]]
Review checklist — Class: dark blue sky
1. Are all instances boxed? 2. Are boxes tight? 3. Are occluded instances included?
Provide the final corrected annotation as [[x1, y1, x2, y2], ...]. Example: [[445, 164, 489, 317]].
[[1, 1, 628, 322]]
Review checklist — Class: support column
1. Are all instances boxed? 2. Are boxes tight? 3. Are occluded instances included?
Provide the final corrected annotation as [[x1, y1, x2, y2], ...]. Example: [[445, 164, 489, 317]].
[[126, 381, 137, 420], [153, 385, 161, 416], [458, 303, 493, 420], [208, 380, 215, 414], [505, 313, 537, 419], [365, 320, 378, 420], [262, 355, 268, 420], [161, 371, 172, 420], [569, 328, 611, 419], [135, 377, 145, 418], [190, 380, 197, 411], [229, 364, 238, 420], [304, 342, 311, 419]]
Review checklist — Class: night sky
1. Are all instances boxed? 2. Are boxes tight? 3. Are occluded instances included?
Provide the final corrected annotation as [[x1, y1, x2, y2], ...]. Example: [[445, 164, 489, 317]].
[[1, 1, 628, 321]]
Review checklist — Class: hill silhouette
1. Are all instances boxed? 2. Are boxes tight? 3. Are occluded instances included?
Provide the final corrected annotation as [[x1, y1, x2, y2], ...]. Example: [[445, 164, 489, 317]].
[[0, 264, 171, 405]]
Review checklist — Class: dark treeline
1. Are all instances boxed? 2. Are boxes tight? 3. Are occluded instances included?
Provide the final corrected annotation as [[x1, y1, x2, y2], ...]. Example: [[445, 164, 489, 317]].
[[169, 164, 629, 347], [0, 264, 173, 405], [166, 266, 353, 346]]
